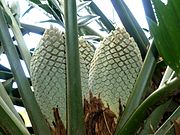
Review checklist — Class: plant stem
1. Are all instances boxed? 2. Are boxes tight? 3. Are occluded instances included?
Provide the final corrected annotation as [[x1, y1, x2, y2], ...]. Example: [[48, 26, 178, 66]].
[[21, 23, 45, 35], [115, 42, 158, 134], [142, 0, 157, 24], [0, 82, 23, 123], [84, 0, 115, 32], [154, 106, 180, 135], [139, 100, 171, 135], [111, 0, 149, 59], [0, 97, 30, 135], [0, 0, 31, 72], [0, 8, 51, 135], [159, 66, 173, 87], [117, 76, 180, 135], [139, 66, 175, 134], [64, 0, 85, 134]]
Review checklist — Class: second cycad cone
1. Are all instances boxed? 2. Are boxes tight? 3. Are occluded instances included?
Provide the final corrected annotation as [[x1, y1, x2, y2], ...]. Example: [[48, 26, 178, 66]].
[[89, 27, 142, 115]]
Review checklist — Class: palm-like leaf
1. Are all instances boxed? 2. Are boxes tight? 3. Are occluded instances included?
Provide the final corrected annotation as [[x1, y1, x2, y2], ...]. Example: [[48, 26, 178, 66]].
[[149, 0, 180, 74]]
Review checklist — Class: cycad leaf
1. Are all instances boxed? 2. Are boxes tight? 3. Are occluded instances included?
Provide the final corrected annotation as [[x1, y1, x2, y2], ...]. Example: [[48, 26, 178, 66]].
[[139, 100, 171, 135], [154, 106, 180, 135], [39, 19, 64, 26], [0, 97, 30, 135], [29, 0, 63, 21], [86, 1, 115, 32], [171, 0, 180, 18], [29, 0, 42, 5], [0, 70, 13, 80], [150, 0, 180, 74], [2, 9, 12, 25], [28, 0, 58, 17], [77, 1, 91, 12], [47, 0, 63, 14], [111, 0, 149, 59], [78, 15, 100, 26], [38, 4, 54, 14], [22, 6, 34, 17], [21, 23, 45, 35], [47, 0, 59, 9], [82, 35, 100, 40]]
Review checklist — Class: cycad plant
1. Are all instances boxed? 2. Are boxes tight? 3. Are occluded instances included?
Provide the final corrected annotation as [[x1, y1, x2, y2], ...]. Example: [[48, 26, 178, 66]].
[[0, 0, 179, 135]]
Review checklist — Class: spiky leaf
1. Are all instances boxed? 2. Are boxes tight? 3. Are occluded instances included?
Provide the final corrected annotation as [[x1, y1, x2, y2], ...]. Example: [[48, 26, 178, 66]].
[[150, 0, 180, 74]]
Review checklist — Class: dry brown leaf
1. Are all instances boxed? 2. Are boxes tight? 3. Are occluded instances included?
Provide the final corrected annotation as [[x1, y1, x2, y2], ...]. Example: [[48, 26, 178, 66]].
[[47, 108, 66, 135], [47, 92, 120, 135], [174, 117, 180, 135], [84, 92, 117, 135]]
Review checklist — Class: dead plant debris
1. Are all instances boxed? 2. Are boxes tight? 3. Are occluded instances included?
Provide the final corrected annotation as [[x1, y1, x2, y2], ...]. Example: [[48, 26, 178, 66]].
[[47, 92, 119, 135]]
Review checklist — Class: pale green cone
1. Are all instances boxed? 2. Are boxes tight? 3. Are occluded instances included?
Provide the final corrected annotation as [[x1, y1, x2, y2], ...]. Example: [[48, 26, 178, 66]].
[[89, 27, 142, 116], [30, 26, 95, 125]]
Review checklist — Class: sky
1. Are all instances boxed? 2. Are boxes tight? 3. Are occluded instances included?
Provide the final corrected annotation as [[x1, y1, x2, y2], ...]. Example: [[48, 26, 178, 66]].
[[94, 0, 148, 28]]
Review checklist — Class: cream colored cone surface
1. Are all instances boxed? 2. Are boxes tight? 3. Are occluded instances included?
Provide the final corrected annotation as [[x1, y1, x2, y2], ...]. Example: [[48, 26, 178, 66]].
[[89, 27, 142, 115], [30, 26, 95, 125]]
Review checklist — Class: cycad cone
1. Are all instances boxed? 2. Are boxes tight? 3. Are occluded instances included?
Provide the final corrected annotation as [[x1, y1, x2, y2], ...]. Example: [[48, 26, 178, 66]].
[[30, 26, 95, 124], [89, 27, 142, 115], [30, 26, 142, 125]]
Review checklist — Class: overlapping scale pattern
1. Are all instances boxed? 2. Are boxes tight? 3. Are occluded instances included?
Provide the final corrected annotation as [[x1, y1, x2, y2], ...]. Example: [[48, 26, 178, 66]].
[[89, 27, 142, 115], [79, 37, 95, 92], [30, 26, 95, 124]]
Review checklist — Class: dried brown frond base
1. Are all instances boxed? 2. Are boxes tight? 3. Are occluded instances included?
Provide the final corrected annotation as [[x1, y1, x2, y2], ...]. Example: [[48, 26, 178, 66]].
[[174, 117, 180, 135], [84, 92, 117, 135], [47, 108, 66, 135], [47, 92, 120, 135]]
